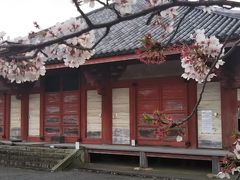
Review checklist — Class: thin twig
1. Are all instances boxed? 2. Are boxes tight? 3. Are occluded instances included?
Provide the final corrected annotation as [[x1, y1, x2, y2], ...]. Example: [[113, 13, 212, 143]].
[[95, 0, 106, 6], [72, 0, 93, 26], [166, 7, 193, 46], [109, 4, 122, 19], [5, 49, 41, 61], [62, 27, 110, 50], [146, 12, 158, 25], [91, 27, 110, 49]]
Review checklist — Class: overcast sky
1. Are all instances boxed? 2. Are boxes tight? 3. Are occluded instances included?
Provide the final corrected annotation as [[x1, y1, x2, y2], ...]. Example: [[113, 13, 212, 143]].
[[0, 0, 99, 38]]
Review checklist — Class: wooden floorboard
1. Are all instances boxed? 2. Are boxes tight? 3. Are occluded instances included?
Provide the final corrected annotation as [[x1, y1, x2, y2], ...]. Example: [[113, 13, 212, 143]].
[[47, 143, 231, 157]]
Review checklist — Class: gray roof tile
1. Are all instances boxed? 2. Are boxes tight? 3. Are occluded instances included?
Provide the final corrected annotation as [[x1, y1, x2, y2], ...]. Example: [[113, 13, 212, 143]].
[[47, 0, 240, 63], [86, 0, 240, 58]]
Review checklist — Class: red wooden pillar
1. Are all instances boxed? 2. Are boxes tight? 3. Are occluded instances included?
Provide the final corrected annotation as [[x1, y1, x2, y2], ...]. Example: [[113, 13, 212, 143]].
[[5, 94, 10, 140], [102, 85, 112, 144], [130, 83, 137, 144], [3, 94, 10, 139], [80, 86, 86, 142], [187, 80, 197, 148], [40, 88, 45, 141], [21, 94, 29, 140], [221, 85, 238, 149]]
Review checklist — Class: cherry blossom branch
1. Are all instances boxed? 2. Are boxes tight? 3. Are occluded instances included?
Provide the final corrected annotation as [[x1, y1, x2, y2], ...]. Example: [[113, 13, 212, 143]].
[[62, 27, 110, 50], [72, 0, 93, 26], [7, 49, 41, 61], [146, 12, 159, 25], [95, 1, 122, 18], [172, 24, 240, 128], [171, 49, 223, 128], [87, 26, 110, 49], [108, 4, 122, 18], [95, 0, 107, 6], [1, 0, 240, 60]]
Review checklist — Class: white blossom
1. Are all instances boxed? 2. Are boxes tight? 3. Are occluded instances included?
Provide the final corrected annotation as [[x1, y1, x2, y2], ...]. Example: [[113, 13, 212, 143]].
[[181, 29, 224, 83], [231, 166, 240, 175], [165, 21, 174, 33], [0, 16, 95, 83], [160, 7, 178, 19], [216, 172, 230, 179], [0, 56, 46, 84], [233, 149, 240, 160], [113, 0, 136, 15], [148, 0, 178, 35], [0, 31, 6, 41], [215, 59, 225, 69]]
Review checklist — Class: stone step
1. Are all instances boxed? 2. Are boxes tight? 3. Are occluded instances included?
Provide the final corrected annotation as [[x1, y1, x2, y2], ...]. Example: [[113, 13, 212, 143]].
[[0, 145, 76, 171], [0, 145, 72, 154]]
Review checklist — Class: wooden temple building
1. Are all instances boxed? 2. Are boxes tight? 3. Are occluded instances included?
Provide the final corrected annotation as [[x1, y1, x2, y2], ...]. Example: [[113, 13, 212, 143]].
[[0, 0, 240, 173]]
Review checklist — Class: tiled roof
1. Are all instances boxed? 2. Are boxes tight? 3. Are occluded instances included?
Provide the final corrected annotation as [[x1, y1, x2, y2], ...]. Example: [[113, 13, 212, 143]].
[[88, 0, 240, 58], [47, 0, 240, 64]]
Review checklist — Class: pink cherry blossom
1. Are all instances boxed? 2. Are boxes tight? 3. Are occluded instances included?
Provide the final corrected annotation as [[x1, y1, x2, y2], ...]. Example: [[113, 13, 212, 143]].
[[113, 0, 136, 15], [181, 29, 224, 83]]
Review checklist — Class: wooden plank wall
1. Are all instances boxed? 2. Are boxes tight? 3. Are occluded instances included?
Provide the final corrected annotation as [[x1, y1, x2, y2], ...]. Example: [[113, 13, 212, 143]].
[[112, 88, 130, 145], [87, 90, 102, 138], [197, 82, 222, 148], [10, 95, 21, 139], [28, 94, 40, 136], [119, 61, 183, 80]]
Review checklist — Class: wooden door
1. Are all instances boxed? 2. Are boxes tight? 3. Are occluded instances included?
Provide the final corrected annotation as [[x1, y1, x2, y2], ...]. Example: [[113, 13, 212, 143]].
[[86, 90, 102, 139], [28, 94, 41, 137], [112, 88, 130, 145], [44, 93, 61, 138], [136, 82, 188, 146], [44, 91, 80, 142], [62, 92, 80, 141], [10, 95, 21, 139]]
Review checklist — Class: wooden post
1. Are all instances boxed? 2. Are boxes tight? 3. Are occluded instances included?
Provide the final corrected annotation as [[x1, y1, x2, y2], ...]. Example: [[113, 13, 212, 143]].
[[221, 86, 237, 148], [212, 157, 220, 174], [187, 80, 197, 148], [21, 93, 29, 140], [39, 87, 45, 141], [102, 85, 112, 144], [83, 149, 90, 164], [5, 94, 10, 139], [139, 151, 148, 168], [130, 84, 137, 145]]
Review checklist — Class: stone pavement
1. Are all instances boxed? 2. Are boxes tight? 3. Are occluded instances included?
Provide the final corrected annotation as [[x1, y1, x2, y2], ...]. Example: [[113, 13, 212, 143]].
[[81, 163, 212, 180], [0, 166, 196, 180], [0, 166, 153, 180], [0, 165, 214, 180]]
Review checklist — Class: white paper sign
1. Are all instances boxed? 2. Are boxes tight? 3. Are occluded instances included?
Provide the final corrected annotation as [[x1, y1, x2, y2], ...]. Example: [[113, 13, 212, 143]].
[[201, 110, 213, 134]]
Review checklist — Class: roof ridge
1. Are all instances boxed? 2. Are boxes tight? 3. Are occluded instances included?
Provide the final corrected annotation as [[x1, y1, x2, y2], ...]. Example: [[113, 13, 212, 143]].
[[196, 6, 240, 20]]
